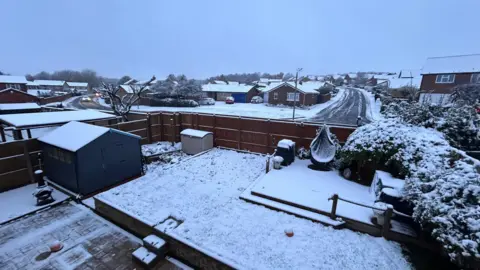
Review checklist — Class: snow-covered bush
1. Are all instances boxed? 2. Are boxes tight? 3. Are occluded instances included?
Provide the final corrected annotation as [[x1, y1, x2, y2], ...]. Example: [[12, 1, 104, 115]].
[[451, 84, 480, 105], [341, 119, 480, 266], [150, 98, 199, 107], [383, 101, 480, 150]]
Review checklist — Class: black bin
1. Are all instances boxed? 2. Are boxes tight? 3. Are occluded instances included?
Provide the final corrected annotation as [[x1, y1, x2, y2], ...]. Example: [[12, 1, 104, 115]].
[[275, 139, 295, 166]]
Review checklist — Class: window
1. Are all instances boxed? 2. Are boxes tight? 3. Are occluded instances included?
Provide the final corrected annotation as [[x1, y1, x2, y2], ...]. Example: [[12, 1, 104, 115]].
[[6, 84, 20, 89], [435, 74, 455, 84], [471, 73, 480, 84], [287, 92, 300, 101], [273, 92, 278, 100]]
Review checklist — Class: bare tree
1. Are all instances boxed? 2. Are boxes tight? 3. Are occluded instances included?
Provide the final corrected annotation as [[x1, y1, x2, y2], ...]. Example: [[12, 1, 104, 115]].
[[103, 76, 155, 121]]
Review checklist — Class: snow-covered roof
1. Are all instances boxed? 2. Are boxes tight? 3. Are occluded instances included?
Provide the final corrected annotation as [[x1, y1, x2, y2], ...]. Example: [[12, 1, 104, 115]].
[[202, 83, 253, 93], [66, 82, 88, 87], [422, 54, 480, 74], [0, 103, 40, 111], [38, 121, 109, 152], [0, 75, 28, 84], [124, 79, 137, 85], [0, 110, 115, 128], [180, 128, 212, 138], [33, 80, 66, 86], [27, 89, 51, 96], [389, 77, 422, 89], [120, 85, 135, 93], [261, 82, 321, 94], [347, 73, 357, 79], [26, 81, 39, 86], [259, 78, 282, 83]]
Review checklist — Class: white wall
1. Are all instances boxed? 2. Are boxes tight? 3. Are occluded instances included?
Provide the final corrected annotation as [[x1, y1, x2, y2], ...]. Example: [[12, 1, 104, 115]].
[[419, 93, 451, 105]]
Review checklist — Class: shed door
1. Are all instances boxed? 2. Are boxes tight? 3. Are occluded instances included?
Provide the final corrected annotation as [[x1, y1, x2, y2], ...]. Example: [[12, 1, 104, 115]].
[[232, 93, 246, 103], [101, 142, 130, 182]]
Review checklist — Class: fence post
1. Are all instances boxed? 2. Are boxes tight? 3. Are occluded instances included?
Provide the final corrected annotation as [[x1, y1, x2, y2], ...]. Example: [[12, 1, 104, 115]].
[[160, 112, 164, 141], [146, 113, 152, 144], [266, 119, 271, 154], [27, 129, 32, 139], [382, 205, 393, 238], [212, 114, 216, 147], [23, 141, 35, 184], [265, 157, 270, 173], [330, 194, 339, 220], [237, 116, 241, 150], [172, 113, 177, 143], [0, 126, 5, 142]]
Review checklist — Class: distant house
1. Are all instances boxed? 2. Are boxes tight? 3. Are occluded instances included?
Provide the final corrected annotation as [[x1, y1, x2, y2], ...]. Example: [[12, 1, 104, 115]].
[[32, 80, 68, 92], [117, 85, 153, 98], [0, 75, 29, 92], [261, 82, 320, 106], [0, 88, 39, 104], [66, 82, 89, 93], [419, 54, 480, 104], [27, 89, 52, 97], [202, 83, 259, 103]]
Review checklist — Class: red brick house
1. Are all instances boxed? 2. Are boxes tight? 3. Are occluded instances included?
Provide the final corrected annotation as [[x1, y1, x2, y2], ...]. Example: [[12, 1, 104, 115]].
[[262, 82, 320, 106], [419, 54, 480, 104], [0, 88, 40, 103], [0, 75, 29, 92]]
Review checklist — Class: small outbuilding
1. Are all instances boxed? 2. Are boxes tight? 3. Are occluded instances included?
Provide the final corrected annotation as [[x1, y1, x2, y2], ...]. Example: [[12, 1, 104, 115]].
[[38, 121, 142, 195], [180, 128, 213, 155]]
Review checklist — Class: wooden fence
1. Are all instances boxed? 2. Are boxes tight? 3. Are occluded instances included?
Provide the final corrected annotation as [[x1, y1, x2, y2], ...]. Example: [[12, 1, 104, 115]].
[[0, 111, 356, 192]]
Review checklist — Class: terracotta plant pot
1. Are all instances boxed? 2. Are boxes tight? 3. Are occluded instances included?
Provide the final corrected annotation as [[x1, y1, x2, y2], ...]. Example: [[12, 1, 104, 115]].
[[284, 229, 294, 237]]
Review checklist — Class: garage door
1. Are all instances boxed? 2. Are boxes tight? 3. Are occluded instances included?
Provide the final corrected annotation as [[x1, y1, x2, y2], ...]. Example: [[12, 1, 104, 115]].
[[232, 93, 246, 103]]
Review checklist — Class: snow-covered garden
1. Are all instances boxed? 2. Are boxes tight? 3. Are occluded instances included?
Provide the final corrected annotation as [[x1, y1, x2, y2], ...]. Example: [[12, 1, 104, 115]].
[[96, 148, 412, 269]]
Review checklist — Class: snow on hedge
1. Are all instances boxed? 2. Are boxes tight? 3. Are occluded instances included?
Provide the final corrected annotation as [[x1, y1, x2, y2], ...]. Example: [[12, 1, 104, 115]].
[[341, 119, 480, 264]]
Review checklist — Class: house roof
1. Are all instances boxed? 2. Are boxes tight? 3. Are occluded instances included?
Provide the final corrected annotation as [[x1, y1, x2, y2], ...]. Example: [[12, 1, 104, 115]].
[[259, 78, 282, 83], [0, 88, 38, 97], [124, 79, 137, 85], [66, 82, 88, 87], [0, 110, 115, 128], [202, 83, 253, 93], [0, 75, 28, 84], [261, 82, 321, 94], [0, 103, 40, 111], [33, 80, 66, 86], [38, 121, 109, 152], [389, 77, 422, 89], [27, 89, 52, 96], [422, 54, 480, 74], [26, 81, 40, 86]]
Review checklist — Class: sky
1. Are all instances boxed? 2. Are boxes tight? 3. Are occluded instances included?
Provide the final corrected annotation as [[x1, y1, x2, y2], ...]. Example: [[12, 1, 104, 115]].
[[2, 0, 480, 79]]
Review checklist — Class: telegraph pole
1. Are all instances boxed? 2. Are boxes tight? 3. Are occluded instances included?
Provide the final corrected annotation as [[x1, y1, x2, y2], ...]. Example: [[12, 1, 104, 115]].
[[292, 68, 303, 120]]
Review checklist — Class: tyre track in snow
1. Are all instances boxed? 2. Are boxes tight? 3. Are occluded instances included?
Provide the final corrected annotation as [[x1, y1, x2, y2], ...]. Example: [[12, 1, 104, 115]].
[[309, 88, 370, 126]]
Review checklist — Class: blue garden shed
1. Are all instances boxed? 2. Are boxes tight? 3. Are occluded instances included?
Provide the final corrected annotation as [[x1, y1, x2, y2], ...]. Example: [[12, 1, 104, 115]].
[[38, 121, 142, 195]]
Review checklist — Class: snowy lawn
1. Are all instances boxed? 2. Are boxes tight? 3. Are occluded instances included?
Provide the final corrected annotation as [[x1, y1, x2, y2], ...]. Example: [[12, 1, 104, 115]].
[[142, 141, 182, 156], [96, 148, 411, 269], [123, 89, 346, 120], [0, 184, 69, 224], [251, 159, 376, 224]]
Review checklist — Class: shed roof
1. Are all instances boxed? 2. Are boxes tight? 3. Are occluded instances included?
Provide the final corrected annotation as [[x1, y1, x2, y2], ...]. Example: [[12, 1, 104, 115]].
[[422, 54, 480, 74], [38, 121, 109, 152], [201, 83, 253, 93], [0, 75, 28, 84], [0, 103, 40, 111], [180, 128, 212, 138], [66, 82, 88, 87], [0, 88, 38, 97], [33, 80, 66, 86], [0, 110, 115, 128]]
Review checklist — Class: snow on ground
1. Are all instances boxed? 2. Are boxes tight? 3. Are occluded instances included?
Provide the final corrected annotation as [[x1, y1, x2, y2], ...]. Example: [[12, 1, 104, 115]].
[[119, 90, 346, 120], [97, 148, 411, 269], [251, 159, 376, 224], [0, 184, 69, 224], [358, 87, 382, 121], [142, 141, 182, 156]]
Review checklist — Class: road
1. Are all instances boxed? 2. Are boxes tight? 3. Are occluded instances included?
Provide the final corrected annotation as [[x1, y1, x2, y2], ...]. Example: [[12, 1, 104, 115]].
[[309, 87, 370, 126], [69, 96, 110, 110]]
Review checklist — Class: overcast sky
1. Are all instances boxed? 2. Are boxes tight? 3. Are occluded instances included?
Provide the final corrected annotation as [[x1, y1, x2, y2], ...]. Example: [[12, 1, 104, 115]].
[[1, 0, 479, 79]]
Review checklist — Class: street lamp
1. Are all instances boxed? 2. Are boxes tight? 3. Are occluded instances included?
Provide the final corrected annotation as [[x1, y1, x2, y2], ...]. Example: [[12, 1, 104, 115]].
[[292, 68, 303, 120]]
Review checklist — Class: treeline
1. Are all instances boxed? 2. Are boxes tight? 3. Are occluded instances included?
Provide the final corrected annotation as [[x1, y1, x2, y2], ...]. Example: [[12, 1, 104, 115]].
[[25, 69, 117, 87], [208, 72, 293, 84]]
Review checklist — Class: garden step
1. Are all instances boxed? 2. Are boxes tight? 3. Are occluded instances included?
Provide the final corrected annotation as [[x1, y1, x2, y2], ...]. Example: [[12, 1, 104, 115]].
[[132, 246, 160, 268], [143, 234, 168, 255]]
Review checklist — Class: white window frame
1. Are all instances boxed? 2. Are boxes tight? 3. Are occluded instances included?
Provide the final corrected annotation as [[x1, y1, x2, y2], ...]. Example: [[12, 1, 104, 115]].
[[435, 74, 455, 84], [287, 92, 300, 101], [471, 73, 480, 84], [273, 92, 278, 100], [6, 83, 20, 89]]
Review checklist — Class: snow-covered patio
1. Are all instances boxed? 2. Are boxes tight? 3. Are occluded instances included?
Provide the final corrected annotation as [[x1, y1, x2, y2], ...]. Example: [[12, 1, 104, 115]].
[[95, 148, 411, 269]]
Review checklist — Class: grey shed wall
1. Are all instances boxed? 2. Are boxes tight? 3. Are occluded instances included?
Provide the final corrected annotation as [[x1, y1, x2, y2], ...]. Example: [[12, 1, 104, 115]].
[[42, 144, 78, 192], [75, 130, 142, 195]]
